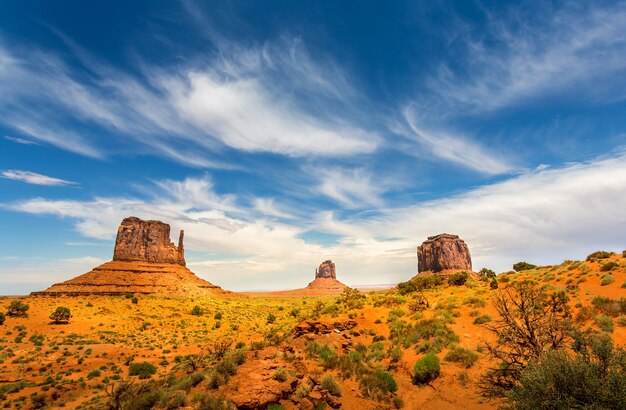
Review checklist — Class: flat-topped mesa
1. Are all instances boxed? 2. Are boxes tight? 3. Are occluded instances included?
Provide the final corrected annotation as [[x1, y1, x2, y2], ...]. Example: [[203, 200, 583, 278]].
[[417, 233, 472, 273], [113, 217, 185, 266], [315, 260, 336, 279]]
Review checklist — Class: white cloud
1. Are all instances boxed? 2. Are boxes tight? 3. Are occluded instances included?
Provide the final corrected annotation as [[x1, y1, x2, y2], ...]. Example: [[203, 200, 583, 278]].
[[399, 107, 514, 175], [424, 2, 626, 113], [1, 170, 77, 186], [0, 35, 379, 164], [4, 136, 39, 145], [317, 168, 385, 208]]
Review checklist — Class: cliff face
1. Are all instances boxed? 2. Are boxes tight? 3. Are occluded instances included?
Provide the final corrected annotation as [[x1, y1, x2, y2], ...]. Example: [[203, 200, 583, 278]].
[[417, 233, 472, 273], [113, 217, 185, 266], [315, 260, 336, 279]]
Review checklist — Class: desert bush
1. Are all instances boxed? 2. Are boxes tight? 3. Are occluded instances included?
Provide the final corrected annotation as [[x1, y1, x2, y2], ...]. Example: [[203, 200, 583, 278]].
[[105, 380, 162, 410], [473, 314, 492, 325], [0, 312, 5, 325], [397, 275, 444, 294], [191, 305, 203, 316], [444, 347, 479, 368], [448, 271, 469, 286], [513, 262, 537, 272], [131, 297, 138, 304], [479, 268, 496, 280], [600, 261, 619, 272], [600, 274, 615, 286], [506, 333, 626, 409], [412, 354, 440, 385], [210, 340, 233, 359], [463, 296, 486, 308], [49, 306, 71, 324], [479, 281, 572, 397], [321, 375, 341, 396], [360, 370, 398, 398], [389, 318, 458, 353], [88, 369, 102, 379], [586, 251, 613, 262], [590, 296, 626, 317], [407, 292, 429, 312], [196, 395, 235, 410], [214, 311, 223, 320], [273, 367, 288, 382], [490, 278, 498, 289], [31, 393, 46, 409], [339, 287, 366, 309], [6, 300, 29, 317], [595, 315, 614, 333], [161, 392, 187, 409], [129, 362, 157, 379], [266, 313, 277, 324]]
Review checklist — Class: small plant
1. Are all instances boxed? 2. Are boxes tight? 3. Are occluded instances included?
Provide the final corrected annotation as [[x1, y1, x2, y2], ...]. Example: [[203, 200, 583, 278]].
[[87, 369, 101, 379], [448, 271, 469, 286], [6, 300, 29, 317], [490, 278, 499, 289], [359, 370, 398, 395], [0, 312, 5, 325], [191, 305, 203, 316], [473, 314, 492, 325], [513, 262, 537, 272], [49, 306, 71, 324], [131, 297, 138, 304], [214, 311, 223, 320], [267, 313, 277, 324], [412, 353, 440, 385], [321, 375, 341, 396], [444, 347, 479, 368], [273, 367, 288, 382], [600, 274, 614, 286], [595, 315, 614, 333], [128, 362, 157, 379], [125, 292, 134, 299], [479, 268, 496, 280], [586, 251, 613, 261], [600, 262, 618, 272]]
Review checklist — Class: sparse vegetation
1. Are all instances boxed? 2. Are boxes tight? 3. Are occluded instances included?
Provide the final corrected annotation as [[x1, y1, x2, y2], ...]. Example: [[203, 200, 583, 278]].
[[447, 271, 469, 286], [129, 362, 157, 379], [444, 346, 479, 368], [600, 261, 619, 272], [513, 262, 537, 272], [6, 300, 29, 317], [412, 353, 440, 385], [49, 306, 71, 324]]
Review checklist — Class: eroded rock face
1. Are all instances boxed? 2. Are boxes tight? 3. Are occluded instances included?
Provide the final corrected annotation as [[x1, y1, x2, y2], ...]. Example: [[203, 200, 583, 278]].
[[417, 233, 471, 272], [315, 260, 336, 279], [113, 216, 185, 266]]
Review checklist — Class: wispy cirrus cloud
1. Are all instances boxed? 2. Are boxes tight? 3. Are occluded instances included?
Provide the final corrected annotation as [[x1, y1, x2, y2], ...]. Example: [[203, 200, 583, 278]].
[[0, 32, 379, 165], [1, 170, 77, 186], [4, 135, 39, 145], [423, 2, 626, 114]]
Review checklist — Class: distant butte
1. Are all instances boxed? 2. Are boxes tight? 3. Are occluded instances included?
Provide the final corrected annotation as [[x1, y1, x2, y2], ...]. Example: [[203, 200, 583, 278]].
[[306, 259, 347, 292], [32, 216, 230, 297], [417, 233, 472, 273]]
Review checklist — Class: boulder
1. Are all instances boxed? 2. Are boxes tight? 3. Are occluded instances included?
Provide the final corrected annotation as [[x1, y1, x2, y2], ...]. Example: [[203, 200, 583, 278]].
[[417, 233, 472, 273]]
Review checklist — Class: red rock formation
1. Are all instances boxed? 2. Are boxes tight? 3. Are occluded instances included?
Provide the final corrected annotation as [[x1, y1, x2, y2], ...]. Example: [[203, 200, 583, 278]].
[[315, 260, 336, 279], [113, 217, 185, 266], [417, 233, 472, 273], [32, 216, 230, 297]]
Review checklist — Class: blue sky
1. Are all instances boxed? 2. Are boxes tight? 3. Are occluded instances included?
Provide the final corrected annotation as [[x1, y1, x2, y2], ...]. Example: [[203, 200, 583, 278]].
[[1, 0, 626, 294]]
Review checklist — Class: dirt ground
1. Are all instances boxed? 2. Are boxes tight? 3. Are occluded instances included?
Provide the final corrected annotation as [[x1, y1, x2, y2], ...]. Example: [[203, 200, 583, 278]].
[[0, 253, 624, 409]]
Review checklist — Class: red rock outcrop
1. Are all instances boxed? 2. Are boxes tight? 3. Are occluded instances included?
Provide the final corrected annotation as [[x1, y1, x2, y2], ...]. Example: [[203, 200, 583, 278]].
[[417, 233, 472, 273], [315, 260, 336, 279], [32, 216, 230, 297], [113, 217, 185, 266]]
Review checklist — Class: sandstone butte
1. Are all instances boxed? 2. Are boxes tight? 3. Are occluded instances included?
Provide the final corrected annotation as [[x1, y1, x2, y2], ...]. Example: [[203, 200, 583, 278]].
[[31, 216, 230, 297], [415, 233, 475, 277], [305, 259, 348, 293]]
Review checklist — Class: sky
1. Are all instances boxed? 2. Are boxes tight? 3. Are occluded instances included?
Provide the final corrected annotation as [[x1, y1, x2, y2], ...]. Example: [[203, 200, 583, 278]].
[[1, 0, 626, 294]]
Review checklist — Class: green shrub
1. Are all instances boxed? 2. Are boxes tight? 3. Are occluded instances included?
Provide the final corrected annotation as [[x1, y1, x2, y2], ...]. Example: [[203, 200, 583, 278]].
[[479, 268, 496, 280], [359, 370, 398, 396], [87, 369, 101, 379], [591, 296, 626, 316], [191, 305, 203, 316], [321, 375, 341, 396], [490, 278, 499, 289], [6, 300, 29, 317], [267, 313, 277, 324], [600, 261, 619, 272], [131, 297, 138, 304], [595, 315, 614, 333], [0, 312, 5, 325], [507, 334, 626, 409], [412, 353, 440, 385], [214, 311, 223, 320], [463, 296, 486, 308], [444, 347, 479, 368], [600, 274, 614, 286], [389, 318, 459, 353], [125, 292, 134, 299], [49, 306, 71, 324], [273, 367, 288, 382], [197, 395, 234, 410], [513, 262, 537, 272], [129, 362, 157, 379], [397, 275, 444, 294], [473, 314, 492, 325], [448, 271, 469, 286], [586, 251, 613, 261]]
